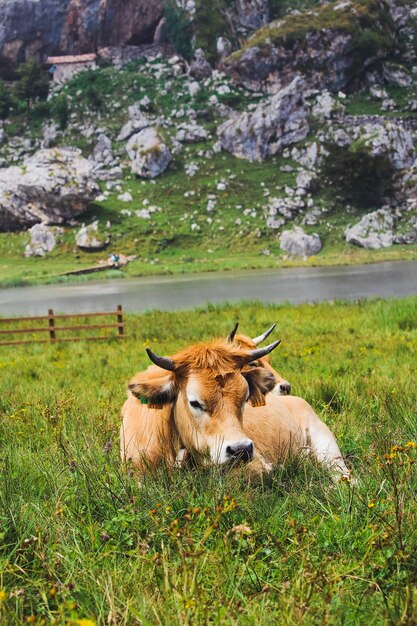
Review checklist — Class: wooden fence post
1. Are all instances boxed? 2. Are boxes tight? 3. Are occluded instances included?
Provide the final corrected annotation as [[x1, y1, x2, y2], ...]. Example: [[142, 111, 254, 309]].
[[48, 309, 56, 342], [117, 305, 124, 338]]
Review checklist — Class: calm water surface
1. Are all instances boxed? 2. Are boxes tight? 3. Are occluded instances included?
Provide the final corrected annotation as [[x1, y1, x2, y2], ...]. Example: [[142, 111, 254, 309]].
[[0, 261, 417, 315]]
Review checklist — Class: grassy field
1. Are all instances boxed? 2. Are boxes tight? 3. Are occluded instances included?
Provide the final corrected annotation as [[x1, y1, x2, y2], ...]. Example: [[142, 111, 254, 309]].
[[1, 297, 417, 624]]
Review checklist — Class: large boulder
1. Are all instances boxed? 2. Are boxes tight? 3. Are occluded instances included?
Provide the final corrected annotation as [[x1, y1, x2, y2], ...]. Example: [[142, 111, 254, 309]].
[[24, 223, 57, 257], [0, 148, 99, 232], [279, 226, 322, 258], [217, 77, 309, 161], [75, 220, 110, 251], [126, 127, 172, 178], [224, 0, 395, 93], [345, 208, 394, 249]]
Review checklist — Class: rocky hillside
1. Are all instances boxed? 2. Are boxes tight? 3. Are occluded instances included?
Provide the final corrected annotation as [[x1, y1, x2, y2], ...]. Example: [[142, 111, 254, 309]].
[[0, 0, 416, 285], [0, 0, 163, 71]]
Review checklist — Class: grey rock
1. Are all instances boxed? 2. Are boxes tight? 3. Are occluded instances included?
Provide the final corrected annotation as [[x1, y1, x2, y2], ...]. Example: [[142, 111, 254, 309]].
[[393, 215, 417, 244], [0, 148, 99, 231], [93, 133, 113, 163], [117, 114, 150, 141], [382, 62, 412, 87], [24, 223, 57, 257], [326, 120, 416, 170], [279, 226, 322, 258], [217, 37, 232, 58], [41, 122, 58, 149], [296, 170, 317, 194], [189, 49, 213, 80], [345, 208, 394, 249], [176, 122, 208, 143], [76, 220, 110, 251], [217, 77, 309, 161], [369, 85, 389, 100], [236, 0, 268, 31], [126, 127, 172, 178], [311, 91, 345, 121]]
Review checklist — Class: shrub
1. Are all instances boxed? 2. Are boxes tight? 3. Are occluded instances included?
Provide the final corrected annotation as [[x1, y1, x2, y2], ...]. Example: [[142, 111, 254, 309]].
[[51, 94, 70, 129], [164, 1, 193, 61], [0, 79, 12, 120], [321, 143, 395, 209]]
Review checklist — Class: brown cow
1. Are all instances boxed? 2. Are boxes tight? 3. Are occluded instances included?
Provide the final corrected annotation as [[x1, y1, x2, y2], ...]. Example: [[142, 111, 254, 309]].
[[121, 337, 350, 480], [229, 323, 291, 396]]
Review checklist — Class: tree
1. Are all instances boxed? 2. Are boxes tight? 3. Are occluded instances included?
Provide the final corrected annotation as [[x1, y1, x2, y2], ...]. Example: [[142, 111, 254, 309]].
[[14, 61, 49, 108], [164, 1, 193, 61], [0, 80, 12, 120], [52, 94, 69, 129]]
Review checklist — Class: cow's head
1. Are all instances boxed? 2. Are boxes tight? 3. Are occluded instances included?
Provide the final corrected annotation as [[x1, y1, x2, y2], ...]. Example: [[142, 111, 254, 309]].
[[228, 323, 291, 396], [128, 339, 280, 464]]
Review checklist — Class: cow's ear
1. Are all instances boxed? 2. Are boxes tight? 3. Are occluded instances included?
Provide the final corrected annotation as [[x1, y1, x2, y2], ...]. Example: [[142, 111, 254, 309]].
[[128, 371, 177, 407], [243, 367, 276, 407]]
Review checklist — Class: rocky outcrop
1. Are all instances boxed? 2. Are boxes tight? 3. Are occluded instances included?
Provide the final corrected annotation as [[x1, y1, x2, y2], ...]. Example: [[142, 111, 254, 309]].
[[280, 226, 322, 258], [24, 223, 57, 257], [126, 127, 172, 178], [0, 0, 163, 68], [345, 208, 394, 249], [325, 119, 416, 170], [0, 148, 99, 231], [217, 77, 309, 161], [75, 220, 110, 251], [224, 0, 395, 93]]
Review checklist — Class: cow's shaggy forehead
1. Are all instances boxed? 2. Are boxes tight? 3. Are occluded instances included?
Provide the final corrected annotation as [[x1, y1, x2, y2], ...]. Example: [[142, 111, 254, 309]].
[[172, 339, 250, 375], [186, 372, 248, 407]]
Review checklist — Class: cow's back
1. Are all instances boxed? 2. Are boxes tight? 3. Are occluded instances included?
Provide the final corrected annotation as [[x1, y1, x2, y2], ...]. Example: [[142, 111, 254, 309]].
[[242, 395, 317, 461]]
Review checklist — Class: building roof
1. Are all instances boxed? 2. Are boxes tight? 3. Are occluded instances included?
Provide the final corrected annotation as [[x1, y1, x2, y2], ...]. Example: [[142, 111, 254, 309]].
[[46, 53, 97, 65]]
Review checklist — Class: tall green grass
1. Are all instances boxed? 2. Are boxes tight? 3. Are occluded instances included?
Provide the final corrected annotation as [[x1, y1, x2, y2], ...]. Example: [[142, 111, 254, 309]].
[[1, 298, 417, 624]]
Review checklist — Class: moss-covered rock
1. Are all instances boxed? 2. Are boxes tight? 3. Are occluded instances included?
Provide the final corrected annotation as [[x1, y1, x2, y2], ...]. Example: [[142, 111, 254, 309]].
[[224, 0, 395, 92]]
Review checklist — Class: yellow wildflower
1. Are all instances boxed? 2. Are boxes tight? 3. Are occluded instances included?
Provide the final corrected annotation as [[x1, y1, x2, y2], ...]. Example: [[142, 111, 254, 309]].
[[0, 590, 7, 602]]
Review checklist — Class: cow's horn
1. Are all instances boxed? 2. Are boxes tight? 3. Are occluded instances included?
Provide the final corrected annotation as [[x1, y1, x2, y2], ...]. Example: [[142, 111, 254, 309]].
[[146, 347, 176, 371], [227, 322, 239, 343], [246, 339, 281, 363], [251, 323, 277, 346]]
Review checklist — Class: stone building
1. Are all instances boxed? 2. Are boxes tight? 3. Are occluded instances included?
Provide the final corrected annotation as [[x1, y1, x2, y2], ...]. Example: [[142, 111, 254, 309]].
[[46, 53, 97, 84]]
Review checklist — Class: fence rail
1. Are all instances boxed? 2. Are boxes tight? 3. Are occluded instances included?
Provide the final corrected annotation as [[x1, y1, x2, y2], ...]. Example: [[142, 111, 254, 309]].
[[0, 305, 125, 346]]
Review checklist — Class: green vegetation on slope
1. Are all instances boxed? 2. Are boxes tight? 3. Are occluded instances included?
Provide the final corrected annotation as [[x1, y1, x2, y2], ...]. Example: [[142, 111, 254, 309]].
[[229, 0, 395, 67], [1, 298, 417, 624]]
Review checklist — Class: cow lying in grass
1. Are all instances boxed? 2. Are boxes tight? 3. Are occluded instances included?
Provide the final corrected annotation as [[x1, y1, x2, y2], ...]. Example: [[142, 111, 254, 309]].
[[120, 334, 350, 481]]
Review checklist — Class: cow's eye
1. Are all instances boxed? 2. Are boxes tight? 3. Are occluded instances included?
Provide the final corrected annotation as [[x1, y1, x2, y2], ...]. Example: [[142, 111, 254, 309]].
[[190, 400, 203, 410]]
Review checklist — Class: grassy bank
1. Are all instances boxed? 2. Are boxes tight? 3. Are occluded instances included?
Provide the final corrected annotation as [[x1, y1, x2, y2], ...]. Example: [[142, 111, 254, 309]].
[[1, 298, 417, 624]]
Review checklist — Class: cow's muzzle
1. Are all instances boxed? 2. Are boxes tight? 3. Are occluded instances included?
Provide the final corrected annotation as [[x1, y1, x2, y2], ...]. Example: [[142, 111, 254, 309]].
[[278, 381, 291, 395], [226, 440, 254, 463]]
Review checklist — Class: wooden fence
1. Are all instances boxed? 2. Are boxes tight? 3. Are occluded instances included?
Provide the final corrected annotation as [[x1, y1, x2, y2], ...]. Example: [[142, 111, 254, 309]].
[[0, 305, 125, 346]]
